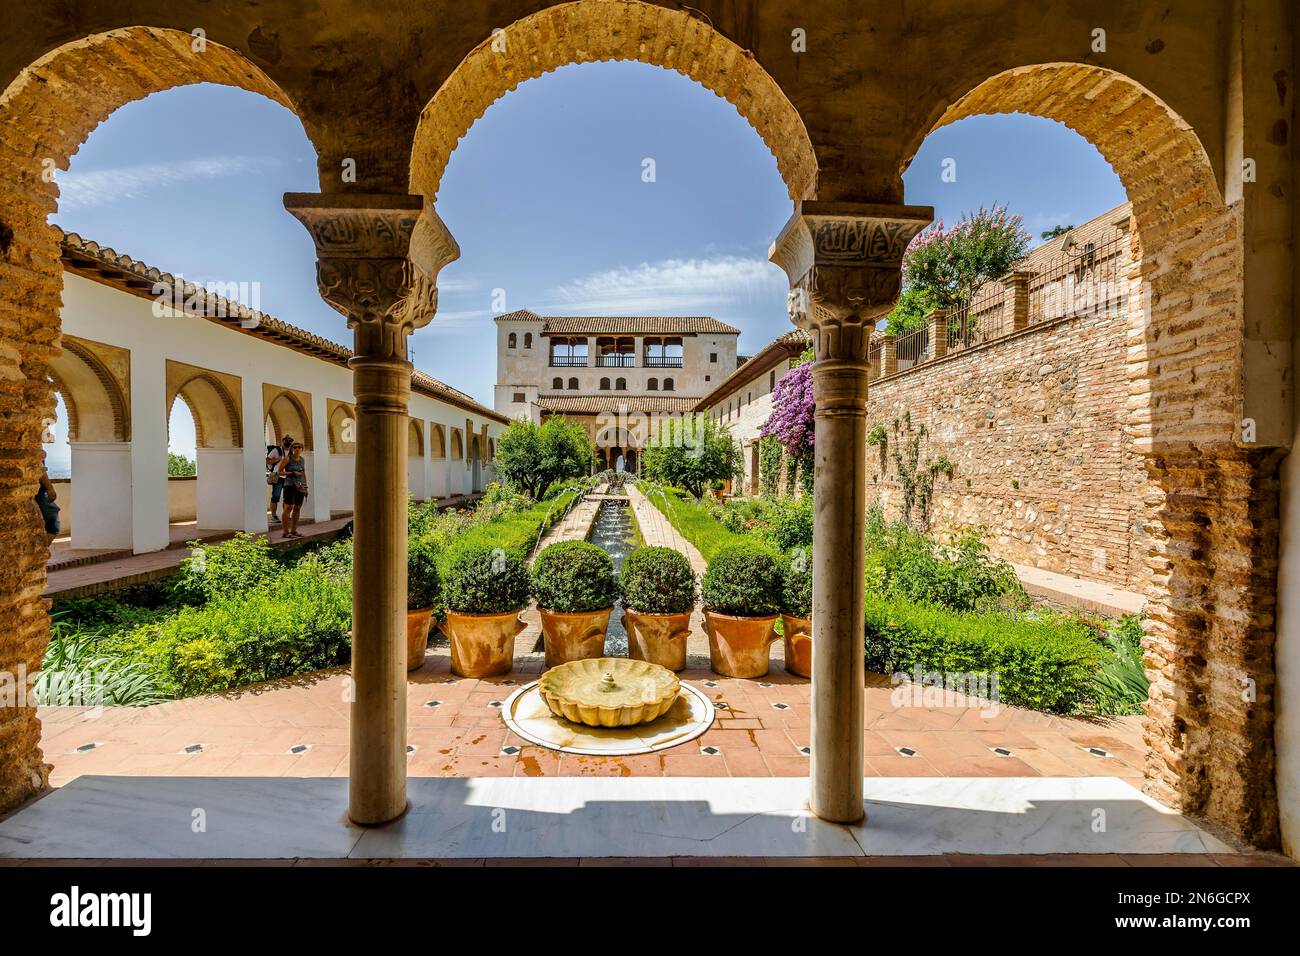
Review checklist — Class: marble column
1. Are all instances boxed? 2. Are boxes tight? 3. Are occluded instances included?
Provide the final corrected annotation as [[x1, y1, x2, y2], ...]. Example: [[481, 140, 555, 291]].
[[770, 202, 931, 823], [285, 192, 459, 826]]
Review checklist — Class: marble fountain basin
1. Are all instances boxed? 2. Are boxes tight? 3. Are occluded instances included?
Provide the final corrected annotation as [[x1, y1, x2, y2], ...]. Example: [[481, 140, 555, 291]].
[[538, 658, 679, 728]]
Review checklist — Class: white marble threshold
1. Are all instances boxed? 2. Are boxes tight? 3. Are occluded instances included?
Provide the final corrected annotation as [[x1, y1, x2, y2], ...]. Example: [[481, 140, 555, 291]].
[[0, 775, 1234, 859]]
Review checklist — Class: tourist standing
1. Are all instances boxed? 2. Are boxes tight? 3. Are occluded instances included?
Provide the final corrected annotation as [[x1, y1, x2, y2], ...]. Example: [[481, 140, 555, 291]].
[[277, 440, 309, 539], [34, 460, 60, 538], [266, 433, 293, 522]]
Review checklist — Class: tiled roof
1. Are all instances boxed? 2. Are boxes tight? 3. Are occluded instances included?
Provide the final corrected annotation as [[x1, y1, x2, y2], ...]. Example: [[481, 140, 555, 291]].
[[492, 312, 739, 336], [694, 328, 809, 410], [536, 395, 701, 415], [58, 228, 508, 424]]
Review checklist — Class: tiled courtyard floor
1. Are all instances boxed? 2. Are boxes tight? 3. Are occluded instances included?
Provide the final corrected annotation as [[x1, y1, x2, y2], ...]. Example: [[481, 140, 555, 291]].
[[40, 640, 1146, 787]]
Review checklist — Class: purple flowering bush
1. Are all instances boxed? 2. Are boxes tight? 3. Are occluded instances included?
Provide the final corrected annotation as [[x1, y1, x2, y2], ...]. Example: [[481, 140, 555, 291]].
[[760, 360, 814, 456]]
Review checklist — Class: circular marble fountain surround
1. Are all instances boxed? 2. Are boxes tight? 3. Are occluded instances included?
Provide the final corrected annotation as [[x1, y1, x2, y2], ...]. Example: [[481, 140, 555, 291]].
[[501, 680, 716, 756]]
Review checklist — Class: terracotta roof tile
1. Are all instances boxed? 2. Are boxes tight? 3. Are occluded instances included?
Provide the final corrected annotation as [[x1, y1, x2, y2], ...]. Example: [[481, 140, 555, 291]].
[[57, 228, 507, 424], [536, 394, 700, 414], [492, 313, 739, 336]]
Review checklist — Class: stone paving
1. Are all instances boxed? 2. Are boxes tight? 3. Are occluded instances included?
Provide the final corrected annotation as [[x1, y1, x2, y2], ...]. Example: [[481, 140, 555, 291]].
[[39, 644, 1146, 787]]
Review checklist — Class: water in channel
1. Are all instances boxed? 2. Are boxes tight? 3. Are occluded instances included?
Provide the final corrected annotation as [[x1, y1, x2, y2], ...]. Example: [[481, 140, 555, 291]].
[[586, 498, 635, 656]]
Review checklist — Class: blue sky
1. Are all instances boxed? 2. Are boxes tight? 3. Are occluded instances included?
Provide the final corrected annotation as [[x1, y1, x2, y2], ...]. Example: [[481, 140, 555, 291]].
[[46, 61, 1125, 470]]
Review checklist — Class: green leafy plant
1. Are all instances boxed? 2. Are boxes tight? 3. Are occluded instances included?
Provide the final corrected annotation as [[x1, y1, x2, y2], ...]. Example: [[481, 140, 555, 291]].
[[863, 593, 1103, 713], [620, 546, 696, 615], [864, 517, 1021, 612], [701, 543, 784, 617], [35, 621, 169, 707], [407, 536, 441, 612], [758, 436, 784, 497], [782, 548, 813, 619], [642, 415, 741, 498], [531, 540, 619, 612], [1087, 614, 1150, 715], [169, 532, 281, 604], [442, 542, 530, 615], [167, 452, 196, 477]]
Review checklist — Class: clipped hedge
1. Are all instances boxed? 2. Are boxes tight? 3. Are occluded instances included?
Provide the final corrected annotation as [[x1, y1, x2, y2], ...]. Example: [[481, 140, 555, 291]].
[[701, 542, 784, 616], [442, 542, 531, 615], [863, 593, 1103, 713], [621, 546, 696, 615], [531, 540, 619, 612], [782, 548, 813, 619], [644, 486, 749, 563], [437, 488, 580, 574]]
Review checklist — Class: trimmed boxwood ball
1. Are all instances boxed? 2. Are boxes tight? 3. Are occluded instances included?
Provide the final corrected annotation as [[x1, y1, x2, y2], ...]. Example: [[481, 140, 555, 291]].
[[531, 541, 619, 613], [443, 542, 530, 615], [701, 543, 784, 617], [407, 536, 441, 612], [621, 546, 696, 615], [782, 548, 812, 619]]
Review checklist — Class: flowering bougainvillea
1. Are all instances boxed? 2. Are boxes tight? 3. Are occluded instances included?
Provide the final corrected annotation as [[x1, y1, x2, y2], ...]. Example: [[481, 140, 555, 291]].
[[761, 360, 815, 456]]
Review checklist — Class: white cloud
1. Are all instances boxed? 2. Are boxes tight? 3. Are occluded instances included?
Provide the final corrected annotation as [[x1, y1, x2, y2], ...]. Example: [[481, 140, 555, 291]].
[[57, 155, 277, 210], [542, 256, 786, 314]]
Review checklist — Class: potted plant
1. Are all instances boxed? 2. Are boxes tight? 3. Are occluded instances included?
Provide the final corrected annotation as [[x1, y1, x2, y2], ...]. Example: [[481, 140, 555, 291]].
[[780, 548, 812, 678], [406, 535, 440, 672], [621, 546, 696, 671], [531, 540, 619, 668], [701, 542, 782, 678], [442, 542, 530, 678]]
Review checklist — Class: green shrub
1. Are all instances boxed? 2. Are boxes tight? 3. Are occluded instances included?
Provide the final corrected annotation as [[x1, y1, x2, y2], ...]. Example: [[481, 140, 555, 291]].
[[442, 542, 530, 615], [170, 532, 281, 604], [863, 593, 1103, 713], [762, 496, 814, 552], [864, 515, 1021, 612], [101, 564, 352, 698], [407, 536, 441, 611], [1087, 614, 1150, 715], [531, 541, 619, 612], [620, 546, 696, 614], [781, 548, 813, 619], [701, 543, 784, 617]]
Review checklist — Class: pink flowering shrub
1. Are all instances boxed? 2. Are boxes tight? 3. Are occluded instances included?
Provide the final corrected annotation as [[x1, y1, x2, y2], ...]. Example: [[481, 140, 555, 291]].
[[901, 204, 1030, 310]]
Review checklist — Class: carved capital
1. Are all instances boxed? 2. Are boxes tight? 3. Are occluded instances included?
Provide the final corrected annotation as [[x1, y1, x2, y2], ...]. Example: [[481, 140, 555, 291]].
[[770, 202, 932, 362], [284, 192, 460, 363]]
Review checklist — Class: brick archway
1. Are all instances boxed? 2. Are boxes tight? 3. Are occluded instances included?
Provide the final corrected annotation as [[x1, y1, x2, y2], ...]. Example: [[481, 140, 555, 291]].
[[0, 26, 312, 811], [912, 63, 1276, 845], [408, 0, 818, 203]]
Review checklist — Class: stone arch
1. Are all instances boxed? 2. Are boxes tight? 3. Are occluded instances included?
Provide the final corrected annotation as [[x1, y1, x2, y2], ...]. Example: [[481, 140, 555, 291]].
[[47, 337, 130, 443], [408, 418, 424, 458], [408, 0, 818, 203], [166, 364, 242, 450], [264, 389, 313, 452], [450, 428, 464, 461], [328, 401, 357, 454], [0, 26, 316, 809], [910, 63, 1272, 845], [430, 423, 446, 459]]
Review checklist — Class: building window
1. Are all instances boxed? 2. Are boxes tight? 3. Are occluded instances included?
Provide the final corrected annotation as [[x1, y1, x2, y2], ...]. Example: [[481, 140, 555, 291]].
[[663, 378, 674, 391], [643, 336, 683, 368], [600, 377, 610, 390], [550, 337, 588, 367], [568, 377, 579, 390], [705, 375, 711, 382], [769, 370, 776, 390], [710, 352, 717, 363], [552, 377, 563, 390], [513, 392, 525, 403], [524, 332, 532, 349], [647, 378, 658, 391], [507, 332, 517, 349], [615, 378, 627, 391], [597, 336, 636, 367]]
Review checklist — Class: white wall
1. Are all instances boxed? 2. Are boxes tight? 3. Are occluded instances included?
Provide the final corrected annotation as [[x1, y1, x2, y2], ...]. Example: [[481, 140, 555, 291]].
[[60, 272, 505, 553]]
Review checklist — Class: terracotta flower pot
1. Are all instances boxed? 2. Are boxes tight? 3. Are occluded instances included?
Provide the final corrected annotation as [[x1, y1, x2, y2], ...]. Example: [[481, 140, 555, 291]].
[[538, 607, 612, 668], [406, 607, 433, 672], [703, 610, 779, 678], [781, 613, 813, 679], [444, 608, 527, 678], [623, 609, 692, 672]]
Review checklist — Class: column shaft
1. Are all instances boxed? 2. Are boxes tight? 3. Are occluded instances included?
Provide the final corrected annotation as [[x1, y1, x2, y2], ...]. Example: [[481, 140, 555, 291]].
[[809, 360, 869, 822], [348, 358, 411, 824]]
